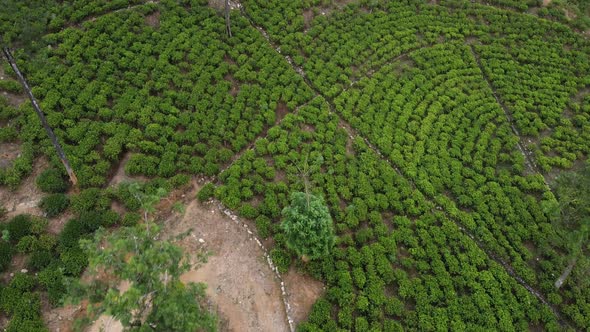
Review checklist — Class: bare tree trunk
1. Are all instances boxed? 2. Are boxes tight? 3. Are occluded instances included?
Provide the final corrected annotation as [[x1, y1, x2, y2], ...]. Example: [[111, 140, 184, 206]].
[[555, 257, 577, 289], [2, 47, 78, 186], [225, 0, 232, 37]]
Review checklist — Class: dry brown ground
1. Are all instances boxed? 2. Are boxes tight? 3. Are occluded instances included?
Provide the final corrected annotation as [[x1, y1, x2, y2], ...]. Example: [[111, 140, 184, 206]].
[[176, 197, 289, 332], [0, 157, 47, 219], [0, 142, 21, 169]]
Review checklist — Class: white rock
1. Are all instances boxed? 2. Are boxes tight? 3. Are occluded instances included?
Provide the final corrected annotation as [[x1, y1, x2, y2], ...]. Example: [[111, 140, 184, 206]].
[[20, 269, 28, 273], [198, 238, 205, 243]]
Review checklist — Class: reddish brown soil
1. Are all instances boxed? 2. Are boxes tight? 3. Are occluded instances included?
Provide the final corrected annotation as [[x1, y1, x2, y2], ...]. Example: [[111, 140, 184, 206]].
[[145, 10, 160, 28], [303, 9, 314, 29], [107, 152, 148, 187], [224, 73, 240, 97], [283, 268, 324, 324], [174, 194, 290, 332], [43, 304, 84, 332], [275, 102, 289, 124]]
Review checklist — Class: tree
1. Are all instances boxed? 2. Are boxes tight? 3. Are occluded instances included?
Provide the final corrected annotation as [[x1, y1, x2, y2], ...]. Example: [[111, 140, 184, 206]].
[[67, 184, 217, 331], [547, 161, 590, 289], [281, 191, 335, 262]]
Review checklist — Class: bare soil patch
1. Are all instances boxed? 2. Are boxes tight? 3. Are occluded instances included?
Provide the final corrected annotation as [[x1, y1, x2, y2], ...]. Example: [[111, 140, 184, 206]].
[[208, 0, 225, 10], [35, 176, 322, 331], [43, 303, 84, 332], [0, 157, 47, 219], [224, 73, 240, 97], [107, 152, 148, 187], [145, 10, 160, 28], [282, 268, 324, 325], [170, 192, 290, 331], [542, 0, 552, 6], [0, 142, 21, 168], [275, 102, 289, 124], [0, 91, 25, 108], [303, 9, 314, 29]]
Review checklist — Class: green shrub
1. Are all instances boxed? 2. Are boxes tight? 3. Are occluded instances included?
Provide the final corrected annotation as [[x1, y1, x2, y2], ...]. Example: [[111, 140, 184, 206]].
[[28, 251, 54, 271], [5, 292, 46, 332], [255, 215, 272, 239], [122, 212, 141, 226], [308, 298, 331, 325], [169, 174, 190, 187], [270, 248, 291, 273], [113, 183, 142, 211], [1, 273, 37, 314], [16, 235, 37, 253], [6, 214, 32, 243], [0, 80, 22, 93], [59, 248, 88, 276], [37, 234, 57, 251], [6, 315, 47, 332], [36, 169, 68, 193], [0, 240, 13, 272], [79, 211, 110, 231], [58, 219, 85, 249], [197, 183, 215, 202], [39, 193, 70, 218], [29, 217, 48, 235], [8, 273, 36, 293], [239, 204, 258, 219], [38, 266, 66, 305], [71, 188, 110, 213]]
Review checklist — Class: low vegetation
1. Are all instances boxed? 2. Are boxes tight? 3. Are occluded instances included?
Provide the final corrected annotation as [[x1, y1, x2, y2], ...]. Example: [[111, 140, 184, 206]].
[[0, 0, 589, 330]]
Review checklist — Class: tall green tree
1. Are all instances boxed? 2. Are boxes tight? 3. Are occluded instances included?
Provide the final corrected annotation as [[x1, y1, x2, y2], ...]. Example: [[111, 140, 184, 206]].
[[548, 162, 590, 289], [67, 184, 217, 331], [281, 191, 335, 262]]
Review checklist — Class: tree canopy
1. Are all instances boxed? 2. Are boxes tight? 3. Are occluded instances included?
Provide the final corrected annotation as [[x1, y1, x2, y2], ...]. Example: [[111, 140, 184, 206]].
[[281, 191, 335, 261]]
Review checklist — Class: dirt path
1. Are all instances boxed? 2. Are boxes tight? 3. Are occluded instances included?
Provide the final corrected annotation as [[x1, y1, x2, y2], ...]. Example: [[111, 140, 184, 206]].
[[173, 198, 289, 332]]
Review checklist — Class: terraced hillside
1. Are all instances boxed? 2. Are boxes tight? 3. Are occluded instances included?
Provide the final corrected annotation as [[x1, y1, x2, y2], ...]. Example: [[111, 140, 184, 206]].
[[1, 0, 589, 330]]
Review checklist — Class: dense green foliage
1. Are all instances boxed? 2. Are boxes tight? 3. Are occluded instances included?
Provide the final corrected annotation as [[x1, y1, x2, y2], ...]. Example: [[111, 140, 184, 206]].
[[39, 193, 70, 217], [233, 1, 590, 328], [36, 168, 69, 193], [1, 0, 590, 329], [0, 0, 146, 48], [0, 239, 12, 272], [215, 99, 562, 330], [281, 191, 335, 260], [2, 0, 313, 188], [0, 94, 34, 188], [0, 274, 48, 332], [551, 161, 590, 255]]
